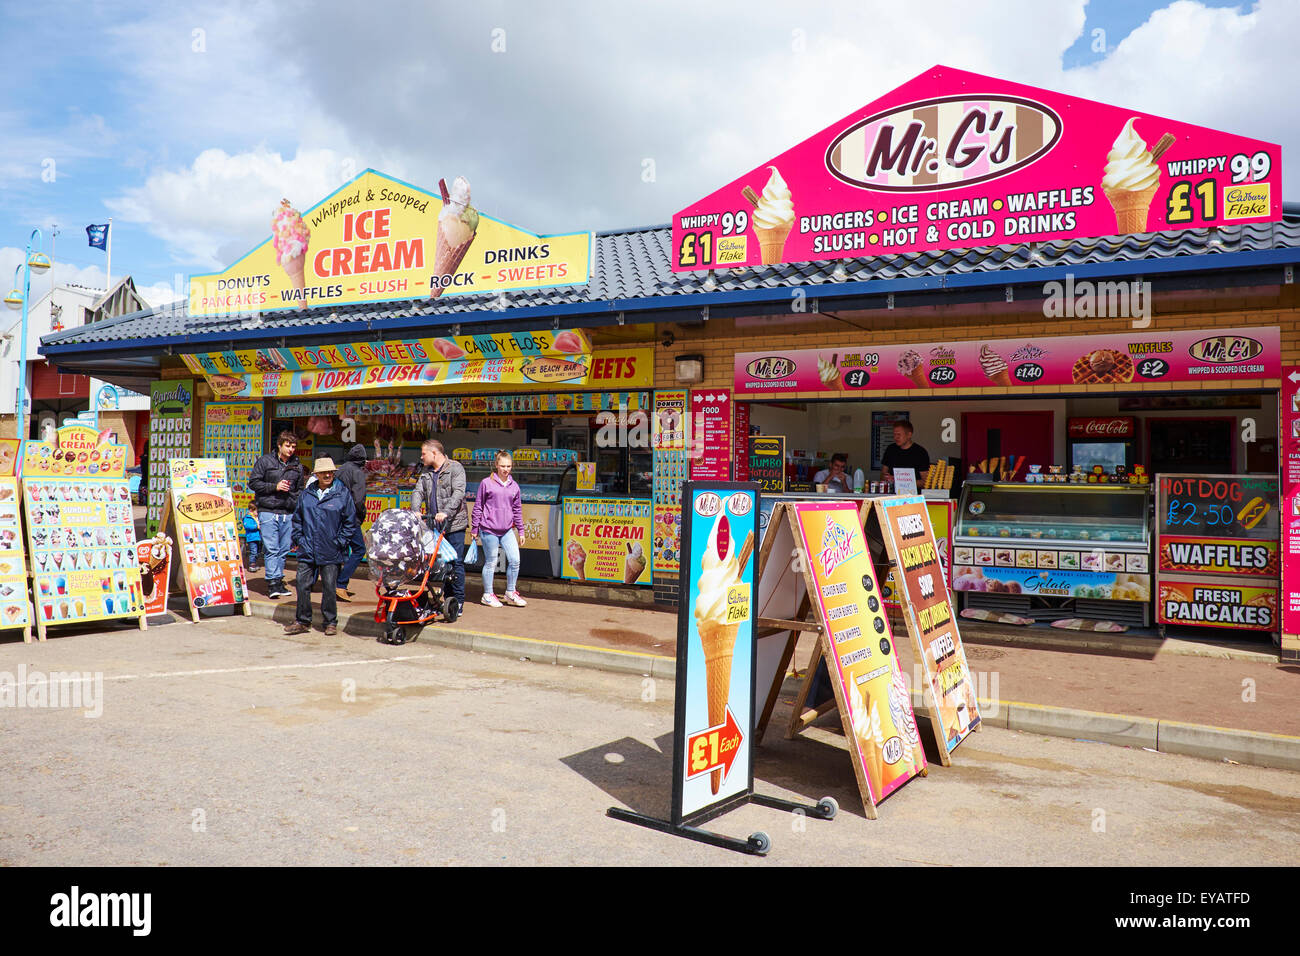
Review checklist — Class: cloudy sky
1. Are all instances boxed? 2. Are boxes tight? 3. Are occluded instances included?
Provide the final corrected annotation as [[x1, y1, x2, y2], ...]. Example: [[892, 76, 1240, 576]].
[[0, 0, 1294, 309]]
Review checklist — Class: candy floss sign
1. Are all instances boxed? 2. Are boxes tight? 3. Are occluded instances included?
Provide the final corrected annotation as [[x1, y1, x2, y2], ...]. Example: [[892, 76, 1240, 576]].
[[673, 65, 1281, 270]]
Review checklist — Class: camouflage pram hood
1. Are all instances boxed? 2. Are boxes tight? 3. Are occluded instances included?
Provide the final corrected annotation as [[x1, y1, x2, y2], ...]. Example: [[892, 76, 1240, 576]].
[[366, 508, 444, 588]]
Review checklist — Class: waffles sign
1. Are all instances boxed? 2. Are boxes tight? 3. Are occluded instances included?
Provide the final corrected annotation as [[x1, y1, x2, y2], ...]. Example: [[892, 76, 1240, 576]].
[[188, 169, 592, 317], [673, 65, 1282, 270]]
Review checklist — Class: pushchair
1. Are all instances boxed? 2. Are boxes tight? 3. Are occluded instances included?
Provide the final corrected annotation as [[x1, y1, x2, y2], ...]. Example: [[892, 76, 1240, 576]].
[[367, 508, 461, 645]]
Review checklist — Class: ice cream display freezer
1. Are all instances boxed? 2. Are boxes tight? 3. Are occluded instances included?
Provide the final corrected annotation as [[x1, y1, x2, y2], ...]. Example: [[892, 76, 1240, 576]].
[[952, 482, 1154, 626]]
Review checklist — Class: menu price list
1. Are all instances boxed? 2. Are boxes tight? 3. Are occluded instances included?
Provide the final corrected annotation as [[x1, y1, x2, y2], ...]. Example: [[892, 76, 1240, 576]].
[[147, 418, 194, 532], [203, 404, 263, 531], [653, 449, 686, 573], [24, 478, 143, 624], [0, 478, 29, 627]]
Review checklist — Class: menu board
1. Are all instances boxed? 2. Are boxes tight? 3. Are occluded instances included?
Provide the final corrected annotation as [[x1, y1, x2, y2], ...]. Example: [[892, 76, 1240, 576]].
[[732, 402, 750, 482], [203, 402, 263, 534], [652, 390, 689, 575], [748, 435, 785, 493], [562, 497, 652, 585], [689, 389, 732, 480], [884, 500, 952, 606], [789, 500, 926, 811], [21, 425, 144, 638], [874, 497, 979, 759], [0, 478, 31, 633], [736, 328, 1280, 396], [1284, 371, 1300, 655], [1156, 473, 1279, 631], [146, 380, 194, 535], [168, 458, 249, 615]]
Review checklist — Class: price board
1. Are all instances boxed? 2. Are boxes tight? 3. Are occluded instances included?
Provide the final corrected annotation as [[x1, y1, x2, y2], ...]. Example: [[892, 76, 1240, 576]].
[[1155, 473, 1279, 632], [21, 424, 146, 640], [871, 496, 979, 763], [165, 458, 252, 621], [748, 435, 785, 494]]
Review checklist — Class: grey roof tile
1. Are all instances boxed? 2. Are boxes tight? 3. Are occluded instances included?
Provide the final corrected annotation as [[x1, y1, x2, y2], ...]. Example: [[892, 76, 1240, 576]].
[[40, 220, 1300, 350]]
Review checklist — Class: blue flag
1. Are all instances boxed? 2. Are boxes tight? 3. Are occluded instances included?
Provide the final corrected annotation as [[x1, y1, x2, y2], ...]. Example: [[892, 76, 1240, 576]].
[[86, 223, 109, 250]]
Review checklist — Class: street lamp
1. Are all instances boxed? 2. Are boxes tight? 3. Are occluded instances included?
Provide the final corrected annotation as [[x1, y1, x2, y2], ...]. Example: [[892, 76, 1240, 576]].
[[5, 230, 51, 441]]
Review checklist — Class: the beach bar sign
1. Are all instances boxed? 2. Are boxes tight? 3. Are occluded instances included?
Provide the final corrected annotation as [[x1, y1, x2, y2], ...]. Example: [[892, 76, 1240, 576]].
[[672, 65, 1281, 270]]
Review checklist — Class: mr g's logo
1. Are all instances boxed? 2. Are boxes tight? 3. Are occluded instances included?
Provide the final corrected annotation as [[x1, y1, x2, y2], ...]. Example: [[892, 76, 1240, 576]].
[[825, 95, 1062, 191]]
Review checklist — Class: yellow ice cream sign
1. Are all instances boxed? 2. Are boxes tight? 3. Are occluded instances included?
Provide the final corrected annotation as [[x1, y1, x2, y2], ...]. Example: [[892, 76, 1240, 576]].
[[188, 169, 592, 316]]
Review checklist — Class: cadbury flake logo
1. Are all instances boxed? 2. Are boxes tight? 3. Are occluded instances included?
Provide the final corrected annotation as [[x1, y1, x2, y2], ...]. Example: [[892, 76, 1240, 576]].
[[826, 95, 1062, 192], [1223, 182, 1270, 221]]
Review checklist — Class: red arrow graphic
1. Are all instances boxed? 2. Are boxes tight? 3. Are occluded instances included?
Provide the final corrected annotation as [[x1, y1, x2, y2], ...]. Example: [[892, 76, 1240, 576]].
[[686, 705, 744, 790]]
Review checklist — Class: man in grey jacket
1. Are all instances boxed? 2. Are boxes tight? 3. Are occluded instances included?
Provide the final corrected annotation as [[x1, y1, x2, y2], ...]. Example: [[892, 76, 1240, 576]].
[[411, 438, 468, 609]]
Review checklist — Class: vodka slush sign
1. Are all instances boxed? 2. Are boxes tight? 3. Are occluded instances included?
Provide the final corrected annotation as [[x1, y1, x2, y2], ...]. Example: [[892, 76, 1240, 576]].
[[189, 169, 592, 316], [673, 66, 1282, 270]]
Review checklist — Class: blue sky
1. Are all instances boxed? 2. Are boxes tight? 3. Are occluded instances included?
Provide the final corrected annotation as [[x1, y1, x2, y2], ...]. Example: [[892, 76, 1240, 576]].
[[1, 0, 1293, 309]]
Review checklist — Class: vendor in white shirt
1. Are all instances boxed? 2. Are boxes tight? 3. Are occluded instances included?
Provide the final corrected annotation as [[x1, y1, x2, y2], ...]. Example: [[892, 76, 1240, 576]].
[[814, 453, 853, 493]]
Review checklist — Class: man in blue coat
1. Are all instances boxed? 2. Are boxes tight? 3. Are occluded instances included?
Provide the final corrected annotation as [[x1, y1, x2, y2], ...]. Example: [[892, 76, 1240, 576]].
[[286, 458, 358, 636]]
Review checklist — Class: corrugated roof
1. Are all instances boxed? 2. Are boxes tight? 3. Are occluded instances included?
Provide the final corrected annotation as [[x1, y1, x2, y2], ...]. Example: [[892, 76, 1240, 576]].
[[40, 220, 1300, 351]]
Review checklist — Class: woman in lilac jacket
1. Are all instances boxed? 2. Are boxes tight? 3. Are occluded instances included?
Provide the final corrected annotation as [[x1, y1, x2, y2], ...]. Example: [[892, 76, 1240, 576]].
[[472, 450, 527, 607]]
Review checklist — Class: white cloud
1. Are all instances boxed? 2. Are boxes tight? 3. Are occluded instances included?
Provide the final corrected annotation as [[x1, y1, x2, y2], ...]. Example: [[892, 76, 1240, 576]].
[[96, 0, 1297, 282]]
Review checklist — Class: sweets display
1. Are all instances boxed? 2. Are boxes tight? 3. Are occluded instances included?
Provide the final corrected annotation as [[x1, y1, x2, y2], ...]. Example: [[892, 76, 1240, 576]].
[[147, 380, 195, 536]]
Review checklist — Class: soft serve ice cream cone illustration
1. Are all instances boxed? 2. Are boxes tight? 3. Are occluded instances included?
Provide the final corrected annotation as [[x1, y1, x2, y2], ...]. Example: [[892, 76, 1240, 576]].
[[694, 514, 750, 794], [1102, 118, 1171, 234], [271, 199, 311, 291], [743, 166, 795, 265], [431, 176, 480, 299]]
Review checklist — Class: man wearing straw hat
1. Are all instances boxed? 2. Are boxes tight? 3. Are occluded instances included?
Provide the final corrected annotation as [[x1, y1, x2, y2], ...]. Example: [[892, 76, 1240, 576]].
[[285, 457, 358, 636]]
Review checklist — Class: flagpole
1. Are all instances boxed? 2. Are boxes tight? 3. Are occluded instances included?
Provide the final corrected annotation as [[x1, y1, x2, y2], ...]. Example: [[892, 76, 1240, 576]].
[[106, 218, 112, 290]]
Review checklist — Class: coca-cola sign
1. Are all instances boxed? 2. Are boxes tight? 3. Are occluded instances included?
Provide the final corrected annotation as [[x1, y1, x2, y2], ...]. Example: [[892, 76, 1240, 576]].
[[1068, 417, 1136, 439]]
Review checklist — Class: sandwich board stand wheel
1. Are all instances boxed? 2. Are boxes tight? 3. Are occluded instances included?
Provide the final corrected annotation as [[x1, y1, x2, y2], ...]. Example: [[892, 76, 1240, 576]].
[[607, 482, 836, 855]]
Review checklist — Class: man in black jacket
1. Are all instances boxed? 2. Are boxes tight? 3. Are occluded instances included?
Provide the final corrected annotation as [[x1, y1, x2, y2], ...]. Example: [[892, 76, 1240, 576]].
[[334, 443, 369, 600], [285, 457, 358, 636], [249, 430, 306, 599]]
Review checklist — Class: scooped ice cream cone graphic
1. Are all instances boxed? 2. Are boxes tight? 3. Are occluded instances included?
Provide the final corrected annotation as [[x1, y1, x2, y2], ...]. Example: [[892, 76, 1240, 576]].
[[694, 514, 751, 794], [1102, 118, 1172, 234], [743, 166, 795, 265], [271, 199, 311, 291], [622, 541, 646, 584], [431, 176, 480, 299], [566, 539, 587, 580]]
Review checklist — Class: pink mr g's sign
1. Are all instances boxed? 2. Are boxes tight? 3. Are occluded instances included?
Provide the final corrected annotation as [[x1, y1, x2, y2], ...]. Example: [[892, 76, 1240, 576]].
[[672, 66, 1282, 271]]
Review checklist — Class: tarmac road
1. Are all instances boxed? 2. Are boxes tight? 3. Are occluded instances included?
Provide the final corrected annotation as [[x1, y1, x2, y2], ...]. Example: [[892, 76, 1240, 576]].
[[1, 615, 1298, 867]]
